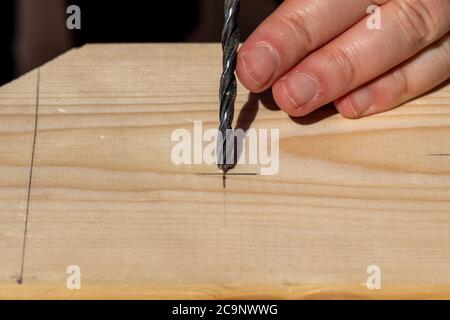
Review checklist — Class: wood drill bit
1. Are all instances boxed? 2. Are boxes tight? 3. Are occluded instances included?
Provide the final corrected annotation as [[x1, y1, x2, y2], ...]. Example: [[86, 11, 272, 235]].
[[218, 0, 240, 176]]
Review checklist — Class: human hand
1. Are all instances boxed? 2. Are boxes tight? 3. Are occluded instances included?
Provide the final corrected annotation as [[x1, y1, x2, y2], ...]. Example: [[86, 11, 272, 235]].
[[236, 0, 450, 118]]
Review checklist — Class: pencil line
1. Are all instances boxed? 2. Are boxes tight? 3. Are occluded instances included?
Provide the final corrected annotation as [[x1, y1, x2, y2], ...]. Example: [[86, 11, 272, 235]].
[[197, 173, 258, 176], [18, 69, 40, 285]]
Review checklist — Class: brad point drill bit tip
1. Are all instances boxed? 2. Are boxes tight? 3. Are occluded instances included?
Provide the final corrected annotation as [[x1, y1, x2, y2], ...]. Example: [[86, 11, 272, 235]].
[[218, 0, 240, 175]]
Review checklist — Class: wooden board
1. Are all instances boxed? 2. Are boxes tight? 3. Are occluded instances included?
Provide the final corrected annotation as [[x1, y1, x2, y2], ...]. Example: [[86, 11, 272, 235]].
[[1, 44, 450, 299], [0, 70, 38, 286]]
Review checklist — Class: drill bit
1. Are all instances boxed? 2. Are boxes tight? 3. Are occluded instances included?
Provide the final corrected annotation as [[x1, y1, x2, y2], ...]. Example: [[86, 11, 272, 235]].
[[218, 0, 240, 178]]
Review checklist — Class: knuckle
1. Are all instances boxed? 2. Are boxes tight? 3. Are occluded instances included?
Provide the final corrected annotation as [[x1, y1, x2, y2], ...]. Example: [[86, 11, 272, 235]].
[[279, 9, 315, 51], [328, 47, 358, 86], [392, 0, 442, 48], [441, 37, 450, 75], [392, 67, 411, 99]]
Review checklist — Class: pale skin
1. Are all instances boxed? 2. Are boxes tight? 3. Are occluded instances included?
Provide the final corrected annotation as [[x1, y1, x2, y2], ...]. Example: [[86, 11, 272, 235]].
[[236, 0, 450, 118]]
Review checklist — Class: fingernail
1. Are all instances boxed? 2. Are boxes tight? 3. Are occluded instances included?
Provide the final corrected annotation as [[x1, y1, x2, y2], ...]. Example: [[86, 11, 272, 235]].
[[283, 73, 318, 108], [348, 88, 373, 116], [241, 44, 279, 87]]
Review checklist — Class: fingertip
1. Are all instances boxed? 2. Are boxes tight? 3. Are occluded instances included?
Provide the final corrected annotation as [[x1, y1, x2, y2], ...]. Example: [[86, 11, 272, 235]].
[[272, 80, 310, 117], [236, 52, 266, 93], [335, 96, 361, 119], [337, 87, 375, 119], [236, 42, 281, 93]]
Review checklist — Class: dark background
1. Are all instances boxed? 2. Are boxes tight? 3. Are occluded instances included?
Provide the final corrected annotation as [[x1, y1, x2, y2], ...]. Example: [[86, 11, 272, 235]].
[[0, 1, 15, 85], [0, 0, 283, 86]]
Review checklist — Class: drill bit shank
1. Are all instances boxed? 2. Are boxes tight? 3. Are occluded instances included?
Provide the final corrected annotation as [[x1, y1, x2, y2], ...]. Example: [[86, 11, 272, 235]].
[[218, 0, 240, 173]]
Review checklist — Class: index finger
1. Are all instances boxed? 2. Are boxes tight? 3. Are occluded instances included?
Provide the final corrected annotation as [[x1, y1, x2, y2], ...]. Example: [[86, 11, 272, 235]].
[[236, 0, 390, 93]]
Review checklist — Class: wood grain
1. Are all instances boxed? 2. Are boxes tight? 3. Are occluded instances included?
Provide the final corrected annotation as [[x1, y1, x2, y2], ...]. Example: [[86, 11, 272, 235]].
[[1, 44, 450, 299], [0, 70, 38, 285]]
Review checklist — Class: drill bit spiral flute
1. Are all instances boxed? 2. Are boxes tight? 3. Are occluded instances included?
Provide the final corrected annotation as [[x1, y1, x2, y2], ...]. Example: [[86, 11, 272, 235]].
[[218, 0, 240, 176]]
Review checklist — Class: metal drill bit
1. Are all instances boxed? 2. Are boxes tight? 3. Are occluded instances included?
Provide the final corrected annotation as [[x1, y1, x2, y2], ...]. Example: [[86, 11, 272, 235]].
[[218, 0, 240, 175]]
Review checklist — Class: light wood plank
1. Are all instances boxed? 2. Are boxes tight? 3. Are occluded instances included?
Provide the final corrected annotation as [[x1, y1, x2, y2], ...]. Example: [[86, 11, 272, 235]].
[[1, 44, 450, 299]]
